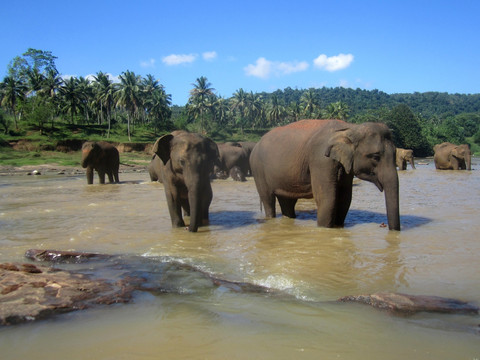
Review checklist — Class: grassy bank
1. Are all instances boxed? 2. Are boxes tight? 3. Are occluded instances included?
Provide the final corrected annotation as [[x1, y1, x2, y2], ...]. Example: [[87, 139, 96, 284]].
[[0, 119, 263, 168], [0, 147, 152, 168]]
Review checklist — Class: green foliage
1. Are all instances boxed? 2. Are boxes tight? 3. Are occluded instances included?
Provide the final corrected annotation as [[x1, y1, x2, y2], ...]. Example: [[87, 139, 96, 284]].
[[385, 105, 431, 157], [2, 48, 480, 163]]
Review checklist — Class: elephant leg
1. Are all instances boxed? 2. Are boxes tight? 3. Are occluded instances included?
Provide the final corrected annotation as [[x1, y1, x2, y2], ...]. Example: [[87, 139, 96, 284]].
[[181, 198, 190, 217], [106, 171, 114, 183], [165, 191, 185, 228], [261, 193, 276, 218], [311, 175, 337, 228], [113, 163, 120, 183], [253, 179, 276, 218], [201, 184, 213, 225], [97, 170, 106, 184], [86, 166, 94, 184], [277, 196, 297, 218], [334, 177, 353, 227]]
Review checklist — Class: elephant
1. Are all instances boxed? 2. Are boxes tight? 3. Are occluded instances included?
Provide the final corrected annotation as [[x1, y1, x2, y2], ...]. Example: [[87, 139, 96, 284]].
[[433, 142, 472, 170], [81, 141, 120, 184], [152, 130, 220, 232], [214, 142, 251, 181], [148, 154, 163, 182], [250, 119, 400, 231], [396, 148, 416, 170]]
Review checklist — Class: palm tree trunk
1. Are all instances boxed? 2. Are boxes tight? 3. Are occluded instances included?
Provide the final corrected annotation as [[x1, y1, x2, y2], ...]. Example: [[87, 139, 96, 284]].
[[127, 113, 131, 141]]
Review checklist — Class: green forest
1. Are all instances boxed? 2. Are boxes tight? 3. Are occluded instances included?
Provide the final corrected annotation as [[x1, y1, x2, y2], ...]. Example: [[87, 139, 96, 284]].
[[1, 48, 480, 157]]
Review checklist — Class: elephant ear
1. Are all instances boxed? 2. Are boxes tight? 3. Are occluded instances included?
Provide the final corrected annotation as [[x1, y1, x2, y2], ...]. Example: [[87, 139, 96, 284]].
[[205, 138, 221, 167], [324, 129, 355, 174], [153, 134, 174, 165]]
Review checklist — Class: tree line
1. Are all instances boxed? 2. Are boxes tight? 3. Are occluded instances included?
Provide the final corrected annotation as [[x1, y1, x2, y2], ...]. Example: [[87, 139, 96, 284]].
[[1, 48, 480, 156]]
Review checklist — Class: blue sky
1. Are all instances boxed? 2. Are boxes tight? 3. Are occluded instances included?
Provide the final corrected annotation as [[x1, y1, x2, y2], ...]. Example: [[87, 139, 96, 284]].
[[1, 0, 479, 105]]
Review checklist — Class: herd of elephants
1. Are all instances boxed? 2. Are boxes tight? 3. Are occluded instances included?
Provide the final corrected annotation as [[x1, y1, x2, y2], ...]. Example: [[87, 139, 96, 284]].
[[80, 119, 473, 233]]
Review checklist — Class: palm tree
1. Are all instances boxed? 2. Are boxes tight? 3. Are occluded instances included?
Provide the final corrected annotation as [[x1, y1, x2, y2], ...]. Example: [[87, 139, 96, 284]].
[[59, 77, 81, 124], [39, 69, 63, 128], [115, 70, 142, 141], [26, 68, 44, 97], [287, 101, 302, 123], [78, 77, 94, 124], [211, 96, 230, 126], [231, 88, 249, 133], [246, 92, 264, 129], [93, 72, 117, 137], [300, 88, 320, 118], [326, 101, 350, 120], [0, 75, 27, 129], [146, 86, 172, 134], [188, 76, 215, 134], [267, 94, 285, 126]]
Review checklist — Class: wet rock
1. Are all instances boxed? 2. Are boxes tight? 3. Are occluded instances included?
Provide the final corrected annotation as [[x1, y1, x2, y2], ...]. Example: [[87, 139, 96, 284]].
[[338, 292, 479, 315], [0, 249, 274, 326], [0, 262, 133, 326], [25, 249, 112, 263]]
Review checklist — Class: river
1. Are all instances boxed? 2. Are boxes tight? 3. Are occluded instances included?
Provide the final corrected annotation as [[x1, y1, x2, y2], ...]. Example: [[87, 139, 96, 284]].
[[0, 161, 479, 359]]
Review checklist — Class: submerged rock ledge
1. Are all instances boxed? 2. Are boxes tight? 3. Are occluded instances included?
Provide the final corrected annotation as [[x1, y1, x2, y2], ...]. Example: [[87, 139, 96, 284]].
[[0, 249, 478, 326]]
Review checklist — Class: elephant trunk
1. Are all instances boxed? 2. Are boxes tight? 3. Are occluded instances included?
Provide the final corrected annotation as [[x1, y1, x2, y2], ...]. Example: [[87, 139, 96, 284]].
[[410, 158, 416, 169], [86, 166, 94, 185], [186, 173, 204, 233], [379, 167, 401, 231], [81, 152, 89, 168], [466, 152, 472, 171]]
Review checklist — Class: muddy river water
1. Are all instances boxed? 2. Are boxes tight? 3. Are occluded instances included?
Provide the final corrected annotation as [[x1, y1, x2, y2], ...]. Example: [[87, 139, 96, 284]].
[[0, 161, 479, 359]]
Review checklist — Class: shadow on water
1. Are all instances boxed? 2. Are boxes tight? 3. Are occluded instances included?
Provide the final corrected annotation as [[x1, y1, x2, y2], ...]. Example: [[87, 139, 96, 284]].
[[209, 208, 431, 230], [209, 210, 258, 229], [295, 209, 432, 230]]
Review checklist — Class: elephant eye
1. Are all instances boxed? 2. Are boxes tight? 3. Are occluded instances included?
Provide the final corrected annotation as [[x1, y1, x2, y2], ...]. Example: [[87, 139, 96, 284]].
[[368, 153, 381, 162]]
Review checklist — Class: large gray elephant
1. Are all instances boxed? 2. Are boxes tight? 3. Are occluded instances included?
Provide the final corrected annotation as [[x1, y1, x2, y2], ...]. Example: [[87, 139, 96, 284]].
[[214, 142, 252, 181], [396, 148, 416, 170], [433, 142, 471, 170], [152, 131, 220, 232], [250, 119, 400, 230], [81, 141, 120, 184]]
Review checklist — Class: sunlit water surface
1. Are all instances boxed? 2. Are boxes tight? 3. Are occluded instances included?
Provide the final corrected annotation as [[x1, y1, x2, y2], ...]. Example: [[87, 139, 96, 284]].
[[0, 161, 479, 360]]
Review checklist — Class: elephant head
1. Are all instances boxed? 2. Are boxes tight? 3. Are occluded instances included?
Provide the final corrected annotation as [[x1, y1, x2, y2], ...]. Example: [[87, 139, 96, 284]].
[[452, 144, 471, 170], [153, 132, 220, 232], [81, 141, 101, 168], [326, 122, 400, 230], [81, 141, 104, 184]]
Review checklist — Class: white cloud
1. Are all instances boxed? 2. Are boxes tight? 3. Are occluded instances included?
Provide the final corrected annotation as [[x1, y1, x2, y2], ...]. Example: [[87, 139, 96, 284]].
[[244, 57, 309, 79], [162, 53, 197, 66], [244, 57, 273, 79], [277, 61, 309, 74], [202, 51, 217, 61], [313, 53, 354, 72], [140, 58, 156, 68]]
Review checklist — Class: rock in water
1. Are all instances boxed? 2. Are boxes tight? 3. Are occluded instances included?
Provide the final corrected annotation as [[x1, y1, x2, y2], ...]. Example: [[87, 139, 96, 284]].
[[338, 292, 479, 315], [0, 263, 133, 326]]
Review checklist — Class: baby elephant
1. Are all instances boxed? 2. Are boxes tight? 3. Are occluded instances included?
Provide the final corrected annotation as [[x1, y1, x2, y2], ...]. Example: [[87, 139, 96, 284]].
[[81, 141, 120, 184]]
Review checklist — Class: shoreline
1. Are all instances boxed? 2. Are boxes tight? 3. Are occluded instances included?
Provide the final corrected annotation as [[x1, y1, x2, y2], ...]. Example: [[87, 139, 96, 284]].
[[0, 163, 148, 177]]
